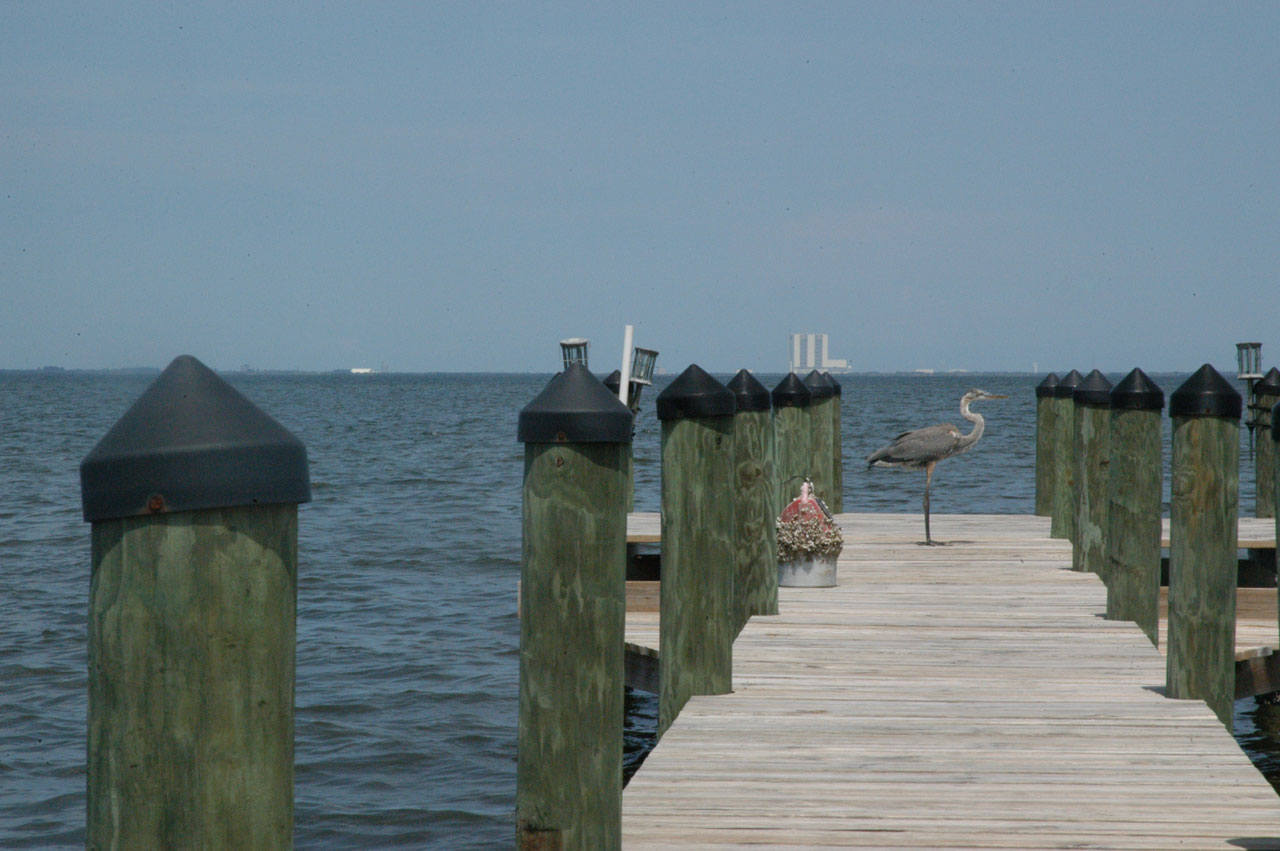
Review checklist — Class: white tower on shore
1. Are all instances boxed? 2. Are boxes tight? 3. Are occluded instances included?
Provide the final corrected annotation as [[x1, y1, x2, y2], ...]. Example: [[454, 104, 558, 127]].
[[789, 333, 848, 373]]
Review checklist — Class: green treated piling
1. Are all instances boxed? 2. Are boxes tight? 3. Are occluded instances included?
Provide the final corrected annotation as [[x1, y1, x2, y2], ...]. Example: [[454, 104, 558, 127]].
[[516, 363, 632, 850], [79, 355, 309, 851], [1105, 369, 1164, 645], [1073, 370, 1113, 575], [603, 370, 637, 512], [829, 375, 844, 513], [657, 365, 736, 736], [1254, 368, 1280, 519], [1035, 373, 1060, 517], [1165, 364, 1241, 728], [803, 370, 837, 510], [1274, 406, 1280, 649], [772, 374, 813, 517], [1050, 370, 1084, 539], [727, 369, 778, 626]]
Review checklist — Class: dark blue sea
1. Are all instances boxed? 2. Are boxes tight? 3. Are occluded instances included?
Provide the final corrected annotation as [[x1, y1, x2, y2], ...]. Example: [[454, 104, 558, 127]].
[[2, 368, 1275, 848]]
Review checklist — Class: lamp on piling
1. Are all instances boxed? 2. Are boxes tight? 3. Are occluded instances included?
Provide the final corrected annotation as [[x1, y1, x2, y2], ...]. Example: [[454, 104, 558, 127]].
[[1238, 342, 1264, 451], [559, 338, 590, 370], [1238, 342, 1263, 381], [624, 346, 659, 412], [630, 347, 659, 386]]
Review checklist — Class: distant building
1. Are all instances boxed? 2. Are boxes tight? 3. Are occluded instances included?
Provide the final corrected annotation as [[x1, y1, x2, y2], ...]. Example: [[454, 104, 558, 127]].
[[789, 333, 849, 373]]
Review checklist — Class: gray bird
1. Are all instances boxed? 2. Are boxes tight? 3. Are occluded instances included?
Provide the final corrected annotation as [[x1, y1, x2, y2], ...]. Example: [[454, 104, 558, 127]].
[[865, 388, 1008, 545]]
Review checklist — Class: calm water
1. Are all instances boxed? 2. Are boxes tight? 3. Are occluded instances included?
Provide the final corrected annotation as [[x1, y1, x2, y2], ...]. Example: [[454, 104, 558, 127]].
[[1, 369, 1274, 848]]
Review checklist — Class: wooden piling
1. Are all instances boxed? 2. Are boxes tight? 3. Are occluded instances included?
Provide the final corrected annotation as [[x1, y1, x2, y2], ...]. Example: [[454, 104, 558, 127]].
[[1050, 370, 1084, 539], [657, 365, 736, 736], [1254, 368, 1280, 519], [516, 363, 632, 850], [1104, 369, 1164, 644], [1034, 373, 1059, 517], [772, 374, 813, 518], [803, 370, 837, 510], [1072, 370, 1112, 575], [603, 369, 636, 512], [1165, 364, 1242, 727], [727, 369, 778, 626], [1274, 405, 1280, 652], [829, 375, 844, 513], [79, 355, 309, 851]]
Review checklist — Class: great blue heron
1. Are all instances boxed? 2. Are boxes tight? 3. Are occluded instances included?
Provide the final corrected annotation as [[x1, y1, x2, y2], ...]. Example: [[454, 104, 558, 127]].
[[865, 388, 1008, 545]]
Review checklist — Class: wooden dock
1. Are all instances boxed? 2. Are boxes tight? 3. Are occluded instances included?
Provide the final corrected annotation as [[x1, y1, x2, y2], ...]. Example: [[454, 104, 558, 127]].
[[621, 512, 1280, 849]]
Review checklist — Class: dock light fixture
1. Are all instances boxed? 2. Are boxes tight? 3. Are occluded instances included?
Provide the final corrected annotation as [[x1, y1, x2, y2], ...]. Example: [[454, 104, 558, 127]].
[[559, 338, 589, 370], [630, 347, 659, 387], [620, 345, 659, 413], [1238, 342, 1264, 451], [1238, 342, 1263, 381]]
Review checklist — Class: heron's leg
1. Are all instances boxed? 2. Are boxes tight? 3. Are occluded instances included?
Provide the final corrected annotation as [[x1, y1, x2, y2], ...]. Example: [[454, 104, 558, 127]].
[[922, 463, 936, 545]]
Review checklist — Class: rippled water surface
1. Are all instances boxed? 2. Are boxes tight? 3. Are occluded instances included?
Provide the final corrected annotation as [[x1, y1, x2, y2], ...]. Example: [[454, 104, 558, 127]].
[[1, 369, 1274, 848]]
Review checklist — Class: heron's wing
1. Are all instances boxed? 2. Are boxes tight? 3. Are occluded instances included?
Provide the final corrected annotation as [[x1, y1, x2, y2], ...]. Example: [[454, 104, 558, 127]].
[[866, 423, 962, 467]]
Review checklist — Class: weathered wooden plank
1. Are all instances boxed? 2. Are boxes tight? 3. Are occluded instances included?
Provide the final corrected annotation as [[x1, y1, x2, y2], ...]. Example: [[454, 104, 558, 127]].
[[622, 513, 1280, 849], [1160, 516, 1276, 549], [634, 511, 1279, 548]]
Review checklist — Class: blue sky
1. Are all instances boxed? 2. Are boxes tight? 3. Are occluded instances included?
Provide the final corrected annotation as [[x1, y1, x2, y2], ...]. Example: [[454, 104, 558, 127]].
[[4, 3, 1278, 374]]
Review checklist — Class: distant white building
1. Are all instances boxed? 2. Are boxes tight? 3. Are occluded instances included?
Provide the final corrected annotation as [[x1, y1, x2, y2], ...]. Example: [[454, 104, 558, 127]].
[[789, 333, 848, 373]]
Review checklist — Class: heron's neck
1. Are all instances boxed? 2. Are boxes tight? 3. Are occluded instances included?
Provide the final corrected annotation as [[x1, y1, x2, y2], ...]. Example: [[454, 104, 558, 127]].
[[958, 401, 985, 447]]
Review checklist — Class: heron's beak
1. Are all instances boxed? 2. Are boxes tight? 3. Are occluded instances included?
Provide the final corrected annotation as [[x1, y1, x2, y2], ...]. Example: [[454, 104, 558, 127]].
[[987, 394, 1009, 400]]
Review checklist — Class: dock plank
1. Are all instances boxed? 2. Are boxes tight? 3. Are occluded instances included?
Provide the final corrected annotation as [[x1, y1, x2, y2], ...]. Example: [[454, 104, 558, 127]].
[[621, 513, 1280, 849]]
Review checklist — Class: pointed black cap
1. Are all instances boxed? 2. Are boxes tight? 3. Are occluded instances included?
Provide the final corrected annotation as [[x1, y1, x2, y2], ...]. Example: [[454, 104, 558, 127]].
[[772, 373, 813, 408], [1052, 369, 1084, 399], [1110, 368, 1164, 411], [828, 374, 842, 397], [602, 369, 622, 396], [1273, 401, 1280, 443], [656, 364, 735, 421], [1254, 367, 1280, 400], [726, 369, 771, 413], [802, 369, 836, 400], [1168, 364, 1242, 419], [519, 363, 633, 444], [80, 355, 311, 522], [1073, 369, 1113, 407], [1035, 373, 1060, 398]]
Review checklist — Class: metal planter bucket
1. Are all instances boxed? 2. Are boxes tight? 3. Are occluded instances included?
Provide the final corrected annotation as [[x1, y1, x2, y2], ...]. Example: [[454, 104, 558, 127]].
[[778, 551, 838, 587]]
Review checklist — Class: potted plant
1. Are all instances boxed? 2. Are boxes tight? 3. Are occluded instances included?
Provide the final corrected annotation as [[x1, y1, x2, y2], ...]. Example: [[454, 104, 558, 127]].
[[776, 479, 843, 587]]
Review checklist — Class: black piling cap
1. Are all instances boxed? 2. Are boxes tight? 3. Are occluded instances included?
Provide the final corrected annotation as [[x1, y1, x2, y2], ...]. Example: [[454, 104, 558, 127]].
[[519, 363, 634, 444], [602, 369, 622, 396], [771, 373, 813, 409], [1073, 369, 1113, 407], [1168, 364, 1242, 419], [802, 369, 836, 400], [80, 355, 311, 522], [1052, 369, 1084, 399], [1035, 373, 1060, 398], [726, 369, 771, 413], [1273, 401, 1280, 443], [1254, 367, 1280, 400], [656, 364, 735, 421], [1110, 368, 1164, 411], [828, 374, 842, 397]]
